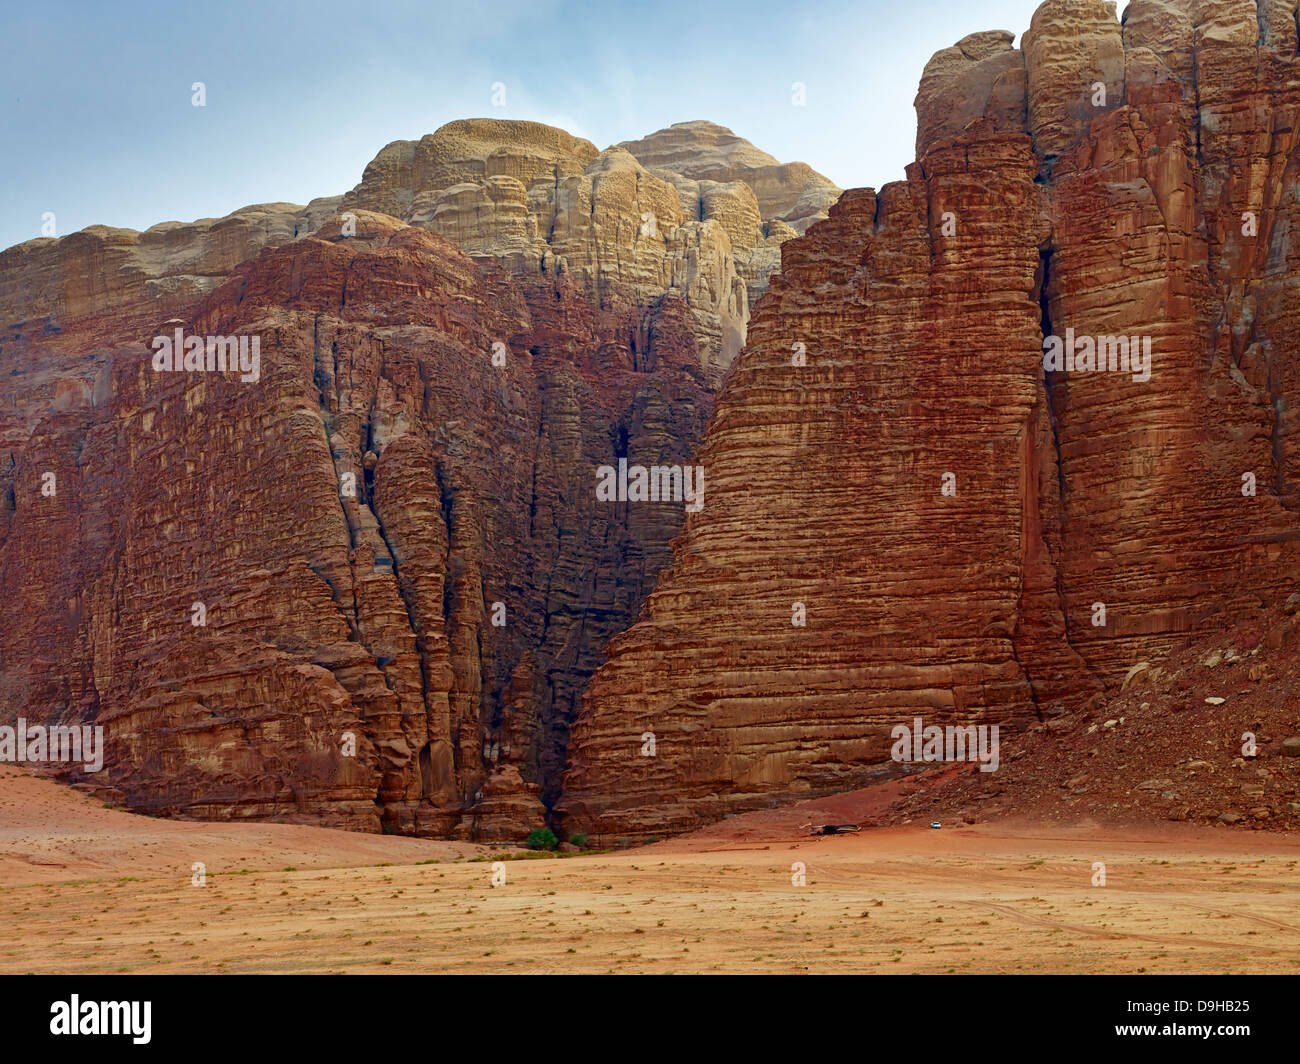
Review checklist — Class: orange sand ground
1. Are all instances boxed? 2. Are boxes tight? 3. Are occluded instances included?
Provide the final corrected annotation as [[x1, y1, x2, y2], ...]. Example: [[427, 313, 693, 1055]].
[[1, 766, 1297, 974]]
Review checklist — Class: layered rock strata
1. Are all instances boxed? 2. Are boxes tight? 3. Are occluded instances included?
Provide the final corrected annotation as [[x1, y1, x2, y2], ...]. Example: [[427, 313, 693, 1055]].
[[562, 0, 1300, 835], [0, 200, 342, 333], [342, 119, 840, 380], [0, 121, 832, 838], [0, 212, 711, 837]]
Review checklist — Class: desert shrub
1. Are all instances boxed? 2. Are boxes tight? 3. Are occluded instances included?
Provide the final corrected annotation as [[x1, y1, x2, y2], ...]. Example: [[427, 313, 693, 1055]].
[[527, 827, 558, 851]]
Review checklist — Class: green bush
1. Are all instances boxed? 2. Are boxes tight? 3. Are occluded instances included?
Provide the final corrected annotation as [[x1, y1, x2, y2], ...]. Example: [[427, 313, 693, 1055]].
[[568, 833, 588, 849], [527, 827, 558, 851]]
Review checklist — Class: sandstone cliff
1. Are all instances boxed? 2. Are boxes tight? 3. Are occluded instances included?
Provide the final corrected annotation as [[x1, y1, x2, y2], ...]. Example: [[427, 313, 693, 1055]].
[[342, 118, 840, 382], [561, 0, 1300, 836], [0, 200, 342, 334], [0, 122, 833, 839], [0, 211, 712, 837]]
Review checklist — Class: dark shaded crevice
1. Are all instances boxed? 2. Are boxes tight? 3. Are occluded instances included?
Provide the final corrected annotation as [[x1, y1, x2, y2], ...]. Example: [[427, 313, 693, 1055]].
[[1036, 248, 1065, 512], [526, 365, 548, 540], [432, 459, 461, 780], [547, 165, 560, 245], [527, 458, 541, 539], [433, 456, 455, 542], [373, 505, 437, 726], [611, 420, 629, 460], [1033, 244, 1109, 705], [332, 340, 341, 411], [472, 613, 489, 769], [1035, 245, 1071, 645], [309, 342, 410, 807], [418, 743, 433, 800]]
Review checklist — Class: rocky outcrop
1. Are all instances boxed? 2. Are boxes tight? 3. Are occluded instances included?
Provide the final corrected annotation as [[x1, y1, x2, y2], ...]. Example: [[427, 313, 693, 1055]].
[[1, 119, 831, 456], [0, 200, 341, 477], [343, 118, 840, 380], [0, 119, 830, 840], [15, 1, 1300, 844], [0, 208, 712, 838], [561, 0, 1300, 836], [889, 599, 1300, 830], [0, 200, 342, 332], [619, 119, 841, 236]]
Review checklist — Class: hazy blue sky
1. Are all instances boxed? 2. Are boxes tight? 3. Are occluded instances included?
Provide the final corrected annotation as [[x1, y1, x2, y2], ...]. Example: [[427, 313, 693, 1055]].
[[1, 0, 1061, 252]]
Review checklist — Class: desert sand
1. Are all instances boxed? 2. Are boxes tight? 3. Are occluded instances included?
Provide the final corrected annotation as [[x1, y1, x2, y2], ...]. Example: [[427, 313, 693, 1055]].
[[1, 766, 1297, 975]]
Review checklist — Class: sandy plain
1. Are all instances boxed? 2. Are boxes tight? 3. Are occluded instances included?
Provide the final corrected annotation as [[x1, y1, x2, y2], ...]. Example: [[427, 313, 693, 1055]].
[[1, 766, 1297, 974]]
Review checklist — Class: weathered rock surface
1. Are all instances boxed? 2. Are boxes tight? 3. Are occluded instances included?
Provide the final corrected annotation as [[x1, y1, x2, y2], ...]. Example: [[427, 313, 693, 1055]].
[[889, 600, 1300, 829], [0, 200, 342, 332], [343, 118, 840, 380], [1, 118, 830, 457], [0, 119, 829, 840], [0, 200, 341, 479], [0, 209, 711, 838], [13, 1, 1300, 843], [561, 0, 1300, 836], [618, 120, 841, 235]]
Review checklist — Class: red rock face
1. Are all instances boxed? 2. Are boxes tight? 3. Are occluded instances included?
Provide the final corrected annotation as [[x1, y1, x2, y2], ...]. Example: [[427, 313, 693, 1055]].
[[8, 3, 1300, 843], [561, 0, 1300, 835], [0, 212, 713, 838], [1, 117, 830, 841]]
